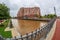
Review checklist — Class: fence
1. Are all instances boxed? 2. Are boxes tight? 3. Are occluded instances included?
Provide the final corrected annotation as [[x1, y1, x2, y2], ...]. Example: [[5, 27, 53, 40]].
[[0, 17, 56, 40]]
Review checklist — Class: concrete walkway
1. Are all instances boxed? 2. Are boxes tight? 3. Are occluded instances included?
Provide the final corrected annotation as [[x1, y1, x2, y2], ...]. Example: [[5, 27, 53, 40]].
[[45, 20, 56, 40], [5, 27, 20, 38], [52, 19, 60, 40]]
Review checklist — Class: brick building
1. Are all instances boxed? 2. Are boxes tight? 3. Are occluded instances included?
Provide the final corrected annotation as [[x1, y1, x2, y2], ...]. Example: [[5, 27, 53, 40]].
[[17, 7, 41, 18]]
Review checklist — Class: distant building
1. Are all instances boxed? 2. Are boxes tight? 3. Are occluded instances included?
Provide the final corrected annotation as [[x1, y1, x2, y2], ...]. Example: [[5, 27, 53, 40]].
[[17, 7, 41, 18]]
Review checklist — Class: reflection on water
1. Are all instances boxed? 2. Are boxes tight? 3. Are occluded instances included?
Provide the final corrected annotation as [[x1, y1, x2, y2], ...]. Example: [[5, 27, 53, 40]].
[[12, 19, 47, 35]]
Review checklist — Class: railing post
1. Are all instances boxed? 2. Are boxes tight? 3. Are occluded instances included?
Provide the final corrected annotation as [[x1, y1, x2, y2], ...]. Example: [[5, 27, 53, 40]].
[[37, 29, 40, 40], [20, 35, 23, 40], [26, 33, 28, 40], [34, 30, 37, 40], [31, 31, 33, 40], [15, 36, 18, 40], [38, 28, 41, 38]]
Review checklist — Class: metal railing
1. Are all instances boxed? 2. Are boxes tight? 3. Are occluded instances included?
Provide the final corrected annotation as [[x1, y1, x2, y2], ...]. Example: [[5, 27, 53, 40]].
[[0, 17, 56, 40]]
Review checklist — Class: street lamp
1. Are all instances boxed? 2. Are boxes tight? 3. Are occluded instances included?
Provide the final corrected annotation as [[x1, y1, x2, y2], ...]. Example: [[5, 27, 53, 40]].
[[54, 6, 57, 17]]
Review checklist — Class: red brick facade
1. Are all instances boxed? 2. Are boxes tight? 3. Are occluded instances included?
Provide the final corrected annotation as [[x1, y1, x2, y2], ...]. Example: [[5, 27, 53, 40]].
[[17, 7, 41, 18]]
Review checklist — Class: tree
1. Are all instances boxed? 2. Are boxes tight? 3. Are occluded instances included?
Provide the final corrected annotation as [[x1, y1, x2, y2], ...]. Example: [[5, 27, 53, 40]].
[[46, 14, 56, 18], [41, 14, 56, 18], [0, 3, 11, 19]]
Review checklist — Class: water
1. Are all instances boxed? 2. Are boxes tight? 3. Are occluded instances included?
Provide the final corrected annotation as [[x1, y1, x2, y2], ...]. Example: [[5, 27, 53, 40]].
[[11, 19, 47, 35]]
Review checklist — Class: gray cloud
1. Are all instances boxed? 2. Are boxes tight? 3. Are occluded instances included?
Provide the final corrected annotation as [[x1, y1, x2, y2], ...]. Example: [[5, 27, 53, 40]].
[[0, 0, 60, 16]]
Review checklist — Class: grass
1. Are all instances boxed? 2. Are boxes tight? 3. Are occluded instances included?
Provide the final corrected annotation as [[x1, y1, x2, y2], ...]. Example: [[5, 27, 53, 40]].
[[0, 20, 12, 38]]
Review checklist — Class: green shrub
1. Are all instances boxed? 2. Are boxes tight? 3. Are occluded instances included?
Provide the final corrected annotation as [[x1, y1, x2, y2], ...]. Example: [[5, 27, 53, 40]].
[[0, 20, 12, 38]]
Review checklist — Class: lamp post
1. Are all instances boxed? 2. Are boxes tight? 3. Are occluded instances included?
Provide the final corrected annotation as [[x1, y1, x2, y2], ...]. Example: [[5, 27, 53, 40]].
[[54, 7, 57, 17]]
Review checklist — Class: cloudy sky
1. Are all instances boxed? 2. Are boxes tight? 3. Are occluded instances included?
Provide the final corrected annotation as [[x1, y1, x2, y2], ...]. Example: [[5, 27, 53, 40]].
[[0, 0, 60, 17]]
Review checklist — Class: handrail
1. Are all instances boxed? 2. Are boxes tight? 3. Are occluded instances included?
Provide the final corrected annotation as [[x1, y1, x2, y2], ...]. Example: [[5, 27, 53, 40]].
[[0, 17, 56, 40]]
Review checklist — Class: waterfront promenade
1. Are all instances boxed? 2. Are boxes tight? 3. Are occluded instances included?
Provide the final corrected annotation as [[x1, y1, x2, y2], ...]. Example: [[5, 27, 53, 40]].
[[52, 19, 60, 40], [45, 18, 60, 40]]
